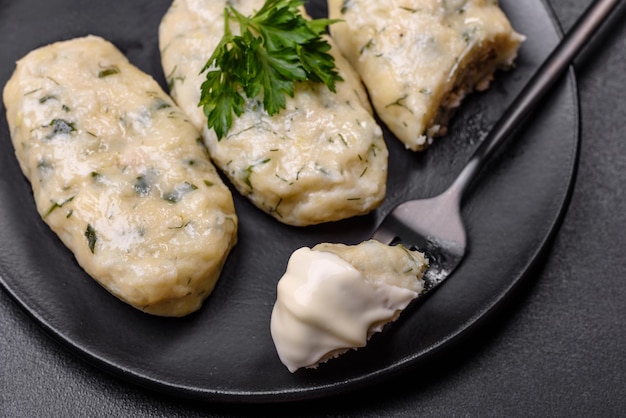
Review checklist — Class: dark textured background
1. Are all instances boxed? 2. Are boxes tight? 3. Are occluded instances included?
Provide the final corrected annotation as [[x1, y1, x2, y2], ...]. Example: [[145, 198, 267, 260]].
[[2, 0, 625, 416]]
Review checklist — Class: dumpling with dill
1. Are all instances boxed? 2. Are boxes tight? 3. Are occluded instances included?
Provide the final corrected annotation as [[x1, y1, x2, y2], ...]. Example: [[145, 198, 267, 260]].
[[3, 36, 238, 317], [328, 0, 524, 151], [159, 0, 388, 226]]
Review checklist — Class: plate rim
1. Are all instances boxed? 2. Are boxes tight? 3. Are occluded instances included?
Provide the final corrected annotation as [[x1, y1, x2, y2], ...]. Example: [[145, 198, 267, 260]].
[[0, 0, 580, 404]]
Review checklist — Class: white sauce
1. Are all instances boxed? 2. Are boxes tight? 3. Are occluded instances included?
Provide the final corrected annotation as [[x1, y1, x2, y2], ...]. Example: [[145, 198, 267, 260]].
[[271, 246, 423, 372]]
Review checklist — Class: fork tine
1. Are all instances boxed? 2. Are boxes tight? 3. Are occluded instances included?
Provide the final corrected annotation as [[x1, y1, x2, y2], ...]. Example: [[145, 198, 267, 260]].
[[371, 188, 467, 293]]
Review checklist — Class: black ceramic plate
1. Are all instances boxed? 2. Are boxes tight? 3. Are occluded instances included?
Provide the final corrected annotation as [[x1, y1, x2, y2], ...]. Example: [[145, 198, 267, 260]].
[[0, 0, 578, 403]]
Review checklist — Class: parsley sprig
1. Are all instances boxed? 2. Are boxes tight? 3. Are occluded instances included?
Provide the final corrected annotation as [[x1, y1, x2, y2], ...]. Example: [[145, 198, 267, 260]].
[[199, 0, 343, 140]]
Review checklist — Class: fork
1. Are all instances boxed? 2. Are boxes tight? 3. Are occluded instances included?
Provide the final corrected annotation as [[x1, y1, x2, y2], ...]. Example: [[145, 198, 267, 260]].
[[371, 0, 620, 293]]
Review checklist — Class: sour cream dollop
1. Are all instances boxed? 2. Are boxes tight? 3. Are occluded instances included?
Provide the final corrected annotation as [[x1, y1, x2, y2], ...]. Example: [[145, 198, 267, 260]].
[[270, 241, 427, 372]]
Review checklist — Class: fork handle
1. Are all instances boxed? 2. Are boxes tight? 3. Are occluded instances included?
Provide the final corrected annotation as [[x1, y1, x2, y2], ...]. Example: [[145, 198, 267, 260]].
[[450, 0, 621, 197]]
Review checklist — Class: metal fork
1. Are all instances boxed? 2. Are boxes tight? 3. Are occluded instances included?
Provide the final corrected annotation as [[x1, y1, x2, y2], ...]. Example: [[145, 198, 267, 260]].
[[372, 0, 620, 293]]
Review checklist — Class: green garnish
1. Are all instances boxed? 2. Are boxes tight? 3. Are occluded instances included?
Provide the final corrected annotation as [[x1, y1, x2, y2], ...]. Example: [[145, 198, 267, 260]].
[[85, 224, 97, 254], [152, 97, 172, 110], [39, 95, 57, 104], [134, 175, 152, 196], [44, 196, 75, 219], [270, 197, 283, 218], [243, 158, 271, 190], [198, 0, 343, 140], [98, 66, 120, 78], [91, 172, 104, 183], [385, 94, 414, 114], [163, 182, 198, 203], [340, 0, 352, 14], [46, 119, 76, 140]]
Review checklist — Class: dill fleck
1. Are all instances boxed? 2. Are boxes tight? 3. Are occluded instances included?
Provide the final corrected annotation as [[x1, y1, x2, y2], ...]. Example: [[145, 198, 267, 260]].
[[341, 0, 352, 14], [85, 224, 97, 254], [385, 94, 414, 114], [39, 95, 57, 104], [45, 119, 76, 140], [163, 182, 198, 203], [98, 66, 120, 78], [360, 39, 374, 55], [242, 158, 271, 190], [271, 197, 284, 218], [44, 196, 75, 218]]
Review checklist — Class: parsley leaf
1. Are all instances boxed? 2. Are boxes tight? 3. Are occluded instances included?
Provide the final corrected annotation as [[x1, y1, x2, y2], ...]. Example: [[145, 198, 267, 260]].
[[199, 0, 343, 140]]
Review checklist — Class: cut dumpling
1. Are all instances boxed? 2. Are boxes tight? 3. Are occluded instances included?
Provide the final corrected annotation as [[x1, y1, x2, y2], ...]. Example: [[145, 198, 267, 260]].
[[3, 36, 238, 317], [159, 0, 388, 226], [328, 0, 525, 151], [270, 240, 428, 372]]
